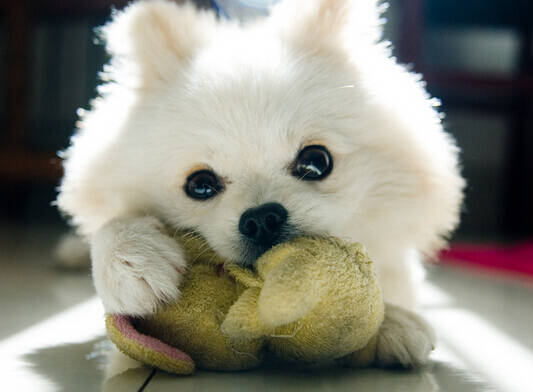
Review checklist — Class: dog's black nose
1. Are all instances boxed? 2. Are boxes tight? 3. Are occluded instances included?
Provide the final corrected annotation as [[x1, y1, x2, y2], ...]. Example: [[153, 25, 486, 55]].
[[239, 203, 288, 246]]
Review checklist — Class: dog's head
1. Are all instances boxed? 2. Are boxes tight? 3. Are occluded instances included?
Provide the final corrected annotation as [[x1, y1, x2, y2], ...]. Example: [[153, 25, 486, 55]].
[[58, 0, 464, 266]]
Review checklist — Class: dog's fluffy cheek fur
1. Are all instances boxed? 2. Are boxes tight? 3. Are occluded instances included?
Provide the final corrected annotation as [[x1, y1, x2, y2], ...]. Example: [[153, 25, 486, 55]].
[[354, 53, 465, 257]]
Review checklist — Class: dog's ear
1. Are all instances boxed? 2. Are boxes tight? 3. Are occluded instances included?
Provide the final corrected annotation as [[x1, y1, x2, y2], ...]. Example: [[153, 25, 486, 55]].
[[102, 0, 215, 87], [269, 0, 385, 54]]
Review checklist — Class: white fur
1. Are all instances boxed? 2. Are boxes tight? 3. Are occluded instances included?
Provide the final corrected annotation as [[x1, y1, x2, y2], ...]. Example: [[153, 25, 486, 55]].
[[376, 304, 436, 367], [91, 216, 186, 315], [57, 0, 464, 369]]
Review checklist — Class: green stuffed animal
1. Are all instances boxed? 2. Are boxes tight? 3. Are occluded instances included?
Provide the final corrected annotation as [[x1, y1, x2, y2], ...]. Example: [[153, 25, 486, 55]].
[[106, 232, 384, 375]]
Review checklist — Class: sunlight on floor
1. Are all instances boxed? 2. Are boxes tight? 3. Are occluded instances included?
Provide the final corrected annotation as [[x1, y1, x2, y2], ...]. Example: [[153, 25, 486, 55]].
[[1, 297, 104, 391], [424, 281, 533, 392]]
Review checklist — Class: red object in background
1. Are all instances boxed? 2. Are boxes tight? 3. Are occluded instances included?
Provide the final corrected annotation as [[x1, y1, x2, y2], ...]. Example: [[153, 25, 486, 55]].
[[440, 242, 533, 278]]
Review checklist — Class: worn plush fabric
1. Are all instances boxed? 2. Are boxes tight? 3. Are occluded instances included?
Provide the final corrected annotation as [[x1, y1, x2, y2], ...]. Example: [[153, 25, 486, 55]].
[[106, 233, 384, 374]]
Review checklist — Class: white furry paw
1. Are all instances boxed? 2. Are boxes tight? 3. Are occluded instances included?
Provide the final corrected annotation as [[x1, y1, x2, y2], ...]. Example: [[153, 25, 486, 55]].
[[375, 303, 436, 368], [91, 216, 186, 316]]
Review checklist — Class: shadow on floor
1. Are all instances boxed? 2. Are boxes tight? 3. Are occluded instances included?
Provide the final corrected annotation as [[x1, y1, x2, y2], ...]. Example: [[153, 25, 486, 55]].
[[24, 337, 491, 392], [23, 337, 109, 392], [114, 360, 490, 392]]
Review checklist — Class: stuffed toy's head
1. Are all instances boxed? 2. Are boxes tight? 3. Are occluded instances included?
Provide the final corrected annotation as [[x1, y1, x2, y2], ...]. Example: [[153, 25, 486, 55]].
[[106, 232, 384, 374]]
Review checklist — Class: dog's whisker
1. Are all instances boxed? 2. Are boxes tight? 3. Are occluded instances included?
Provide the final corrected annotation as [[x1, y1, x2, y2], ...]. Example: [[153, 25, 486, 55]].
[[297, 170, 313, 182], [191, 245, 214, 263], [336, 84, 355, 90]]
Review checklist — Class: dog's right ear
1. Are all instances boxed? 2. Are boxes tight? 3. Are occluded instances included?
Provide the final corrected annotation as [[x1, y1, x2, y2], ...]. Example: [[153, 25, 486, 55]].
[[102, 0, 215, 88], [269, 0, 385, 56]]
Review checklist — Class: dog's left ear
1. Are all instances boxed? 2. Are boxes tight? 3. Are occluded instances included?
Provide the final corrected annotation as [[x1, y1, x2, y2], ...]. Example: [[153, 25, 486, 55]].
[[102, 0, 216, 87], [269, 0, 385, 55]]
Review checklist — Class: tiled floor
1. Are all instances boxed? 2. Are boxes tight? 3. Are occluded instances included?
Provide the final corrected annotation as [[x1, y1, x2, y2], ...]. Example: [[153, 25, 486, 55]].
[[2, 225, 533, 392]]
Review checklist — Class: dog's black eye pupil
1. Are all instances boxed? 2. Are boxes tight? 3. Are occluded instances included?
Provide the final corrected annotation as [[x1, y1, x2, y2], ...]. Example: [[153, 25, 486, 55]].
[[292, 145, 333, 181], [185, 170, 223, 200]]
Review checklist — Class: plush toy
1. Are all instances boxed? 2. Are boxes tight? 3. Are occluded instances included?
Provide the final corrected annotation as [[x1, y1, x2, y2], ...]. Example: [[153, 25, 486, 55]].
[[106, 232, 384, 375]]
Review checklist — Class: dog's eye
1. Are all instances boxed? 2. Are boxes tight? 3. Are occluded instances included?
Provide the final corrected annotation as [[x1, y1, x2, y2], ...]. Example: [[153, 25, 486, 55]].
[[184, 170, 224, 200], [292, 145, 333, 181]]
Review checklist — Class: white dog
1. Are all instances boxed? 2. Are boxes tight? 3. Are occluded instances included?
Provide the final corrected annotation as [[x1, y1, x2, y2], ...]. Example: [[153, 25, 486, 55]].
[[57, 0, 464, 369]]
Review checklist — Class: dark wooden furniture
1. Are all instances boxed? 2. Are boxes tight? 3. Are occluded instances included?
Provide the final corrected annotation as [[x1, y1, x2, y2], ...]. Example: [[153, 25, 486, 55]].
[[1, 0, 131, 183], [398, 0, 533, 237], [0, 0, 215, 184]]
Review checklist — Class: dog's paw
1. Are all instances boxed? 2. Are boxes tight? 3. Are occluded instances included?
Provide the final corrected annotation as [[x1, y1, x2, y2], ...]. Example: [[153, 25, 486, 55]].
[[91, 216, 186, 316], [375, 303, 436, 368]]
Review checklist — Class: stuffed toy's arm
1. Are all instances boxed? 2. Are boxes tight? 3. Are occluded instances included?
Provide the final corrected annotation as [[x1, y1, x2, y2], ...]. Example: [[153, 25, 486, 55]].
[[106, 314, 195, 375]]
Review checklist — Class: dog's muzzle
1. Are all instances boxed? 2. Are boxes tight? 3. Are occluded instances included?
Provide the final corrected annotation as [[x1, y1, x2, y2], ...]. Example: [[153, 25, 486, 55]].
[[238, 202, 291, 267]]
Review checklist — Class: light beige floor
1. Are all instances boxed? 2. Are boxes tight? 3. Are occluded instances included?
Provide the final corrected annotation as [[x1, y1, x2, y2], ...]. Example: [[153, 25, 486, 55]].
[[2, 225, 533, 392]]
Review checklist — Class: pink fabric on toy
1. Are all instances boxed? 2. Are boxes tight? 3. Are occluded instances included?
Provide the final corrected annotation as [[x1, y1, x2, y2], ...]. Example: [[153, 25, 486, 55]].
[[440, 241, 533, 278], [113, 315, 193, 362]]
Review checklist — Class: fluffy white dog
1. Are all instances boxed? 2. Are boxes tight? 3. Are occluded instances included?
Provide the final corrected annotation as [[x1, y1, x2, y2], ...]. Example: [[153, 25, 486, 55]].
[[57, 0, 464, 369]]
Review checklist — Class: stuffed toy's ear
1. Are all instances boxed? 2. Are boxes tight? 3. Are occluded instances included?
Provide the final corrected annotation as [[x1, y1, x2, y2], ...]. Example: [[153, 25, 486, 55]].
[[102, 0, 216, 87], [257, 246, 326, 328], [106, 315, 195, 375], [269, 0, 386, 54]]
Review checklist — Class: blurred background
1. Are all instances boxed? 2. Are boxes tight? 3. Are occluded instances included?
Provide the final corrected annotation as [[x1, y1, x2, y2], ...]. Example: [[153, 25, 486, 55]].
[[1, 2, 532, 391], [1, 0, 532, 243]]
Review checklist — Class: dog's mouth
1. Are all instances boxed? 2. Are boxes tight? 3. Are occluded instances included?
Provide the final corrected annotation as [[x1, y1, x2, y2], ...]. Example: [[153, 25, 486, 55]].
[[238, 224, 300, 269]]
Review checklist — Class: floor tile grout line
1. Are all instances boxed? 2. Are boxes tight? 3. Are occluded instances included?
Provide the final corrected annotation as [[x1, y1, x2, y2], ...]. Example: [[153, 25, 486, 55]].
[[137, 369, 156, 392]]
